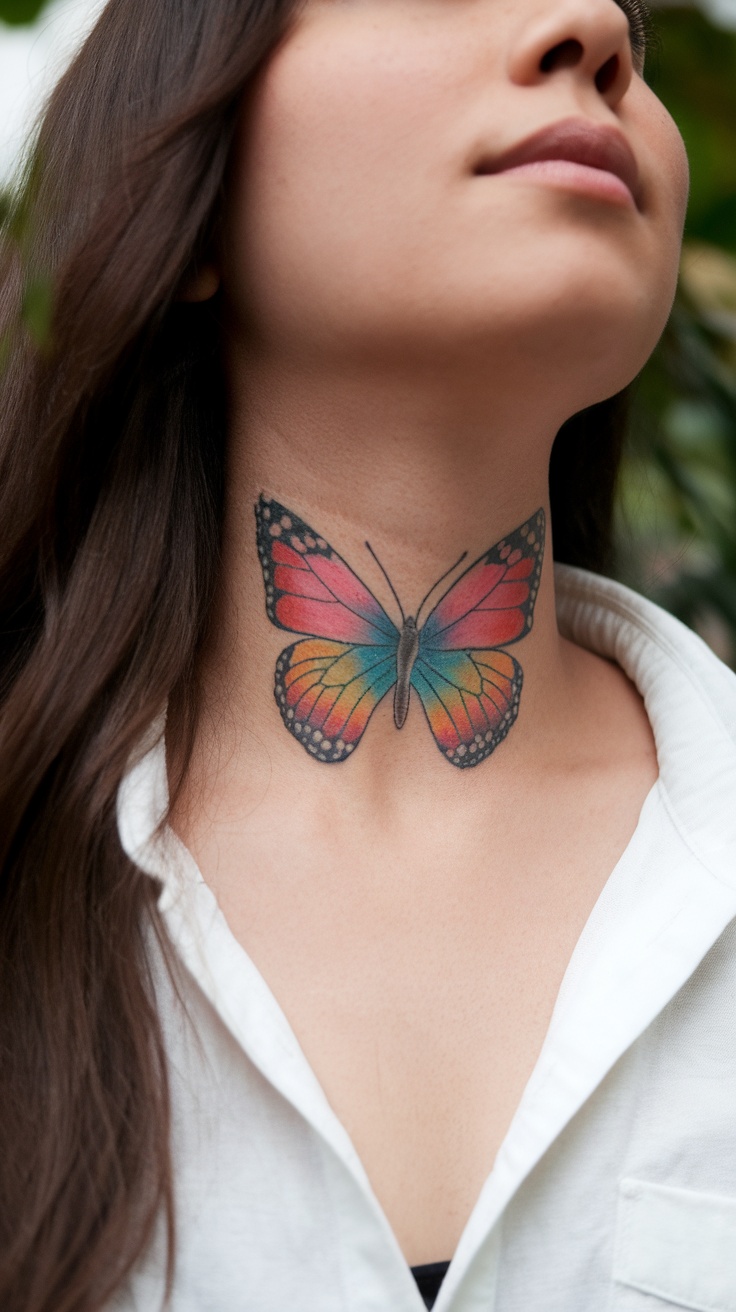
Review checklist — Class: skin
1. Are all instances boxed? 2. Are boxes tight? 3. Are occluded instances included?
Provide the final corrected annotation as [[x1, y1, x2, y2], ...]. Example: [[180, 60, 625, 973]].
[[173, 0, 689, 1265]]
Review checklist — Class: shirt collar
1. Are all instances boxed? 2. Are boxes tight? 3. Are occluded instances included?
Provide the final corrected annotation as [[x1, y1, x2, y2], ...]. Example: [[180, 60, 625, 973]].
[[556, 564, 736, 882]]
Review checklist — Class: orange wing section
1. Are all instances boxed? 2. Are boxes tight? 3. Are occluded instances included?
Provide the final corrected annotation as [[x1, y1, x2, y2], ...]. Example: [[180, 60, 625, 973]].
[[275, 638, 397, 763]]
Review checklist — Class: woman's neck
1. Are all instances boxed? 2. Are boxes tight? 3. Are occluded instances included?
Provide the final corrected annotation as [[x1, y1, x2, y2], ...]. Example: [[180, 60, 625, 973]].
[[177, 346, 598, 816], [225, 339, 572, 551]]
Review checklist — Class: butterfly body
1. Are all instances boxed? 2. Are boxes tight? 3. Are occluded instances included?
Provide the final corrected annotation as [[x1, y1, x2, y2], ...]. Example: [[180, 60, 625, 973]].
[[394, 616, 419, 729], [256, 495, 544, 769]]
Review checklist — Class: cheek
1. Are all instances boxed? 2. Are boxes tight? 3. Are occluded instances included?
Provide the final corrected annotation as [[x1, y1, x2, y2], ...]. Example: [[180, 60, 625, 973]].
[[642, 95, 690, 275], [223, 25, 468, 347]]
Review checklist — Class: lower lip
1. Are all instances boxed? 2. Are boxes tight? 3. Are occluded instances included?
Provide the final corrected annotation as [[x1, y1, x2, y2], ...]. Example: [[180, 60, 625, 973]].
[[494, 158, 635, 208]]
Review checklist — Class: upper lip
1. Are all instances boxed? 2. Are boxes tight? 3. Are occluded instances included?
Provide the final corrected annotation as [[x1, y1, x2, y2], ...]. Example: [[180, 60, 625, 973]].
[[476, 118, 641, 204]]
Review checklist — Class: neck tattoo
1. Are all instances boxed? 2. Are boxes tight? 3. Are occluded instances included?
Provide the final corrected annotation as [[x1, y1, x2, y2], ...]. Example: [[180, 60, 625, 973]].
[[256, 495, 545, 768]]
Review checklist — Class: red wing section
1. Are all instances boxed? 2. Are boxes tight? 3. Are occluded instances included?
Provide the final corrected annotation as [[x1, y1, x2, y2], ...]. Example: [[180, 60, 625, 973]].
[[420, 510, 545, 652], [256, 496, 398, 646]]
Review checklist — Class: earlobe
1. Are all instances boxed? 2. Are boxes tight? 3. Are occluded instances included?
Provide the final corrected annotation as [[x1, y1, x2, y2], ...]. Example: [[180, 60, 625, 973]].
[[179, 264, 221, 302]]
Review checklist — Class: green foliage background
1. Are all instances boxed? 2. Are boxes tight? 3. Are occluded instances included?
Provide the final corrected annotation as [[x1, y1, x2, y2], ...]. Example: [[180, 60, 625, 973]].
[[3, 0, 736, 660], [619, 6, 736, 664]]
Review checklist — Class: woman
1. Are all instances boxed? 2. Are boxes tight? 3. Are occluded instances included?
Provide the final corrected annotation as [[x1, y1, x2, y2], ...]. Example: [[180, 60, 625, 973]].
[[3, 0, 732, 1309]]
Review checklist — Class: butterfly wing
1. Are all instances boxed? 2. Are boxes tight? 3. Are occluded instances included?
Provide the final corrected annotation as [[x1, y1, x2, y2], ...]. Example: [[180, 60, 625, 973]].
[[256, 496, 400, 762], [256, 495, 398, 645], [414, 511, 544, 767], [419, 509, 545, 651], [411, 648, 522, 768], [275, 638, 397, 763]]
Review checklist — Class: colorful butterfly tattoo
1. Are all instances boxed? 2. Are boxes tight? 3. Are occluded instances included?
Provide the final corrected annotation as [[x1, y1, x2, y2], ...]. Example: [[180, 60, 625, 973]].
[[256, 495, 545, 768]]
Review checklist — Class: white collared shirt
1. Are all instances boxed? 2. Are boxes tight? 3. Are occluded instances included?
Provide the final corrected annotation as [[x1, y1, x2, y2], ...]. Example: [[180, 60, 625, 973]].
[[116, 566, 736, 1312]]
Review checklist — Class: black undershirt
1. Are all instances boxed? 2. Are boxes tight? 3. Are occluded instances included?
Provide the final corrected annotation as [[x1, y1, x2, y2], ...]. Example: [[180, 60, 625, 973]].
[[410, 1261, 451, 1310]]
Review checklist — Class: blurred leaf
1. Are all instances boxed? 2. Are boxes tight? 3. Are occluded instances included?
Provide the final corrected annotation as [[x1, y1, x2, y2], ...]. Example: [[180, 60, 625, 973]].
[[0, 0, 51, 24], [620, 284, 736, 666], [647, 8, 736, 255]]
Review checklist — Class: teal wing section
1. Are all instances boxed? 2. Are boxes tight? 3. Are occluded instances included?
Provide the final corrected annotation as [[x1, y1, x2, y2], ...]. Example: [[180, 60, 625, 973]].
[[411, 647, 522, 768]]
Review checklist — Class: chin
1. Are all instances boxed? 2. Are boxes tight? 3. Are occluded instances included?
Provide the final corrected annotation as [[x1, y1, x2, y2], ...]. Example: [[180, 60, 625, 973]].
[[456, 255, 676, 388], [452, 216, 678, 347]]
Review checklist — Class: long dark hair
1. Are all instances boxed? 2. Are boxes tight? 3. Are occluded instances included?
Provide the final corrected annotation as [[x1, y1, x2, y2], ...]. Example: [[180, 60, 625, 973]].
[[0, 0, 628, 1305]]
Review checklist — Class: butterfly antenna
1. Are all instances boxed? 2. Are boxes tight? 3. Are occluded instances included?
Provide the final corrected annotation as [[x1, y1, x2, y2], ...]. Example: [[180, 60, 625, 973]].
[[365, 541, 405, 624], [415, 551, 468, 625]]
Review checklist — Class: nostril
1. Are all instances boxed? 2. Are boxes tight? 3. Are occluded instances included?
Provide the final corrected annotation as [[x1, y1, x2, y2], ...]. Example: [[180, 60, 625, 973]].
[[540, 39, 584, 74], [595, 54, 619, 94]]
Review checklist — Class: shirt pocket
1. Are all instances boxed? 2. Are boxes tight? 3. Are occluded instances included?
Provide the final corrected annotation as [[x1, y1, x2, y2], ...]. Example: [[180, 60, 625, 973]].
[[613, 1177, 736, 1312]]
